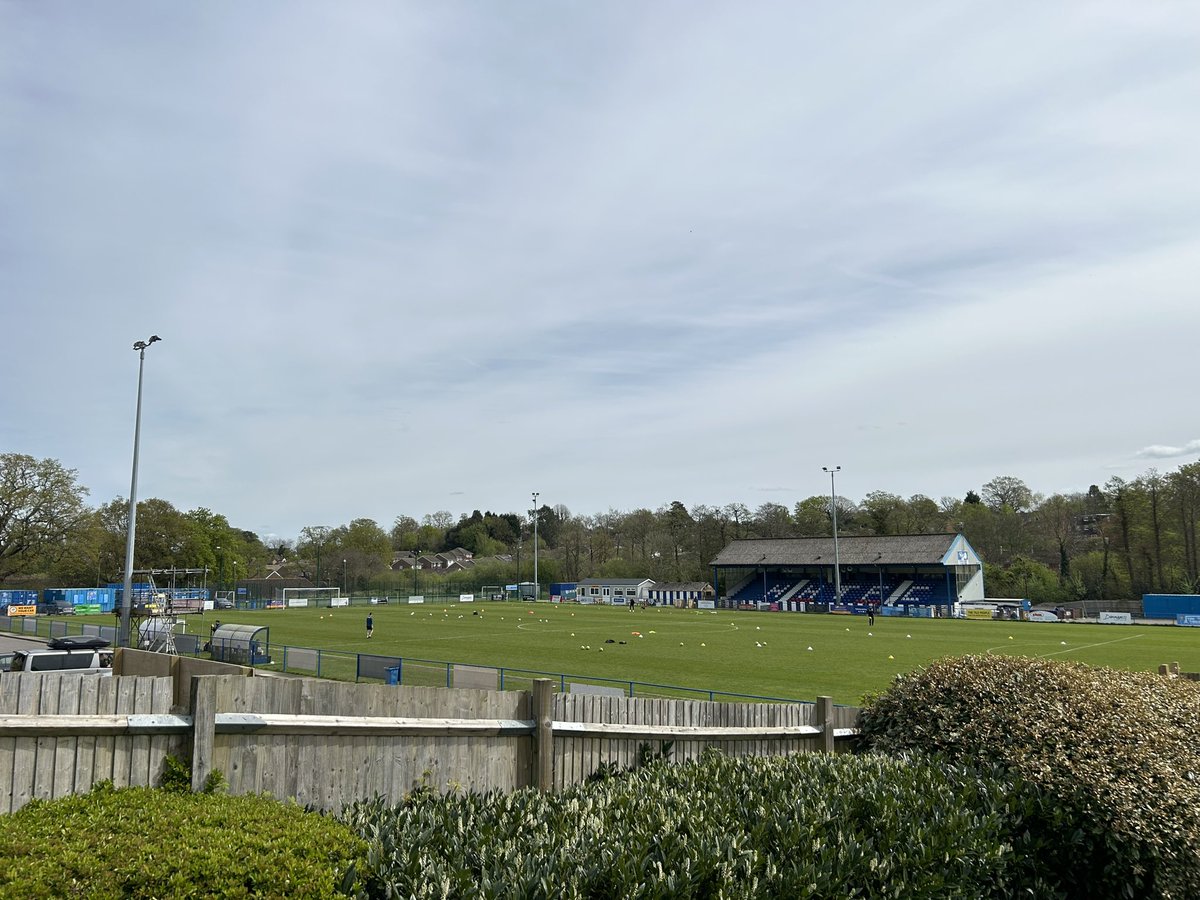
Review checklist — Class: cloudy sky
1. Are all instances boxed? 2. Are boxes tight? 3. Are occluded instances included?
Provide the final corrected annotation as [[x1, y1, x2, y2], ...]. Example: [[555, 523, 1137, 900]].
[[3, 2, 1199, 542]]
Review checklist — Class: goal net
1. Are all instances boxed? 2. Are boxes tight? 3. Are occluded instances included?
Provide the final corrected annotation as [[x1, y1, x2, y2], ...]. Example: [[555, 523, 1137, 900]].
[[276, 587, 343, 608]]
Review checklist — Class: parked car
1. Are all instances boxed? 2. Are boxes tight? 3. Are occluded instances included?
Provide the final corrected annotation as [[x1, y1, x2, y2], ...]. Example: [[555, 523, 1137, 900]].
[[8, 636, 112, 674], [35, 601, 75, 616], [214, 598, 235, 610]]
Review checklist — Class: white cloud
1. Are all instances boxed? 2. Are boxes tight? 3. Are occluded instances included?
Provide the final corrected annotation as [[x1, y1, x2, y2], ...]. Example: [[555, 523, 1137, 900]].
[[1136, 442, 1200, 460], [3, 2, 1200, 536]]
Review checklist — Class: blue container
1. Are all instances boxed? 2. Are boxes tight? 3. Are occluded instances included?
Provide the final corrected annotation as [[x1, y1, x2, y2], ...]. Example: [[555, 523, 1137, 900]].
[[66, 587, 116, 606], [43, 588, 67, 604], [1143, 594, 1200, 619], [0, 590, 37, 603]]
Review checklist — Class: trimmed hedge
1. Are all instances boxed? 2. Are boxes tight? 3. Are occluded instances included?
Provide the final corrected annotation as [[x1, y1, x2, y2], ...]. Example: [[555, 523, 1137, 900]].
[[0, 784, 365, 898], [858, 654, 1200, 899], [343, 750, 1062, 899]]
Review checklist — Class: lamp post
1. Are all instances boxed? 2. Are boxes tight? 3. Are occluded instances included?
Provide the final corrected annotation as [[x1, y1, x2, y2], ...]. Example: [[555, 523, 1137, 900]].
[[342, 558, 347, 598], [823, 465, 842, 602], [531, 491, 539, 601], [118, 334, 162, 649]]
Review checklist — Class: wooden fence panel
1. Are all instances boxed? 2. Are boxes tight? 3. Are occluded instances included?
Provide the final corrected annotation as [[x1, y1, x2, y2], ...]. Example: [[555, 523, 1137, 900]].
[[0, 676, 19, 813], [2, 671, 856, 813], [71, 677, 101, 798], [204, 676, 533, 812], [0, 674, 180, 812], [550, 693, 839, 790], [51, 677, 81, 799]]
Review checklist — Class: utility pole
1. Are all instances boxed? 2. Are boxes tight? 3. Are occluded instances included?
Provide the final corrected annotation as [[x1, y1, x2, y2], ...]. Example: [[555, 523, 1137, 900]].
[[532, 491, 540, 601], [823, 466, 842, 601], [119, 334, 161, 648]]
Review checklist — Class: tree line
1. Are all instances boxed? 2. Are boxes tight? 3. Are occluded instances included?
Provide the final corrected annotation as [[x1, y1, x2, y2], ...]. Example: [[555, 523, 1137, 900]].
[[3, 451, 1199, 605]]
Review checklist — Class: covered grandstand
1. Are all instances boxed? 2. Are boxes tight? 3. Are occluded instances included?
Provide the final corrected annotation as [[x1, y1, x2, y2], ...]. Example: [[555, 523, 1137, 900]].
[[710, 534, 983, 615]]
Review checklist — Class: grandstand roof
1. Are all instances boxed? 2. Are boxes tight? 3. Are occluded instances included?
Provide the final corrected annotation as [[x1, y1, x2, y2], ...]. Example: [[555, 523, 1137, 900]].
[[710, 534, 965, 568]]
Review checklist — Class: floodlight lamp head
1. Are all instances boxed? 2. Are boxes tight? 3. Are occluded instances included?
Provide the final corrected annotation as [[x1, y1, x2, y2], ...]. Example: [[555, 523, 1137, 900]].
[[133, 341, 146, 351], [148, 335, 161, 344]]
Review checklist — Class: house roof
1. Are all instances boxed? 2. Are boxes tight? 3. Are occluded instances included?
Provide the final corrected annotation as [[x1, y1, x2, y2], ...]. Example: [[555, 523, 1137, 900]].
[[577, 577, 654, 586], [710, 534, 965, 568], [650, 582, 713, 592]]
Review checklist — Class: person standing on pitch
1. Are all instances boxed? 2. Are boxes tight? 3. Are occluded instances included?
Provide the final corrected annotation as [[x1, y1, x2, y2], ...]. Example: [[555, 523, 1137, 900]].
[[366, 613, 374, 638]]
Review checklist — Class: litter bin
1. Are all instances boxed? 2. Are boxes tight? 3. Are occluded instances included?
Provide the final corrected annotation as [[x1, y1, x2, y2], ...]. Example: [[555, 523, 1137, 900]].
[[385, 665, 400, 685]]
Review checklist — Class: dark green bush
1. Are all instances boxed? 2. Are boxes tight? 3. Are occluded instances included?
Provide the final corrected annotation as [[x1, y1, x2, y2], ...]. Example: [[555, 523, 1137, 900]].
[[0, 784, 365, 899], [158, 754, 228, 795], [343, 749, 1057, 899], [859, 654, 1200, 899]]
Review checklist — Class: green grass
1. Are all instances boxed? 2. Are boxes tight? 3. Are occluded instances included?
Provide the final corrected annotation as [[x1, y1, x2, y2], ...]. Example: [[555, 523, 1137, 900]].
[[124, 603, 1200, 706]]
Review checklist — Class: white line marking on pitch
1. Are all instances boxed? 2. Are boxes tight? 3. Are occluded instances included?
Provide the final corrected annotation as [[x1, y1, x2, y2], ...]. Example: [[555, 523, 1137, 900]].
[[986, 633, 1146, 657], [1035, 633, 1145, 658]]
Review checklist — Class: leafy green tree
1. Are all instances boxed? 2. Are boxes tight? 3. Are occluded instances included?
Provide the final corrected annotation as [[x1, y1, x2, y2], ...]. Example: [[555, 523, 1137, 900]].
[[1169, 463, 1200, 590], [861, 491, 905, 535], [793, 496, 831, 536], [390, 515, 420, 550], [0, 454, 89, 580], [723, 503, 750, 540], [334, 518, 392, 592], [295, 525, 333, 586], [533, 504, 564, 549], [624, 509, 656, 561], [984, 556, 1070, 604], [981, 476, 1035, 513], [1031, 493, 1086, 583], [691, 505, 730, 569], [44, 511, 117, 586], [751, 502, 793, 539]]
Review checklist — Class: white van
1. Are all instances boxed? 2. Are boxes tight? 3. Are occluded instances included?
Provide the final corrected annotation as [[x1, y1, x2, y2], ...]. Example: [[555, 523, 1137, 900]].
[[7, 636, 113, 675]]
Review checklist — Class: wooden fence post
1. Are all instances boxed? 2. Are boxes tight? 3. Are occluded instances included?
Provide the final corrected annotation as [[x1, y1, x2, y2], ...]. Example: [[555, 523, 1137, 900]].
[[533, 678, 555, 793], [817, 695, 835, 753], [190, 676, 217, 792]]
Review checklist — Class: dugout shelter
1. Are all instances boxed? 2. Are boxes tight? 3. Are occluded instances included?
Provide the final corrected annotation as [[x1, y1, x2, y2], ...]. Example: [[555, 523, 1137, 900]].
[[710, 533, 983, 615], [208, 623, 271, 665]]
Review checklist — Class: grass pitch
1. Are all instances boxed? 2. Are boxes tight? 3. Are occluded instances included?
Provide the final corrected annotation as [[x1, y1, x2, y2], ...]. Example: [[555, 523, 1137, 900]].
[[174, 603, 1200, 706]]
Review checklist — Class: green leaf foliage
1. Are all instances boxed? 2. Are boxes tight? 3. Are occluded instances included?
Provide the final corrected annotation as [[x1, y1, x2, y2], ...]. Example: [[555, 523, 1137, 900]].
[[342, 750, 1058, 899], [0, 784, 366, 898], [858, 654, 1200, 899]]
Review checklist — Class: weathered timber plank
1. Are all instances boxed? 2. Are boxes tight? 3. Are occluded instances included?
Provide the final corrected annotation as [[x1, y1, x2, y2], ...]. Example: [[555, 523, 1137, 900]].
[[550, 720, 821, 740], [32, 674, 61, 800], [0, 675, 22, 813], [213, 713, 535, 735]]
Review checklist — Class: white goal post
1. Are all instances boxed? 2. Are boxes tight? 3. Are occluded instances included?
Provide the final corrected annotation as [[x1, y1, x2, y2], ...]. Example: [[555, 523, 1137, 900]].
[[277, 587, 343, 607]]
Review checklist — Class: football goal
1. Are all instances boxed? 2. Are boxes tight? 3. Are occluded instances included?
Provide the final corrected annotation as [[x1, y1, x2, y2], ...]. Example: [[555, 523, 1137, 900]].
[[276, 587, 343, 607]]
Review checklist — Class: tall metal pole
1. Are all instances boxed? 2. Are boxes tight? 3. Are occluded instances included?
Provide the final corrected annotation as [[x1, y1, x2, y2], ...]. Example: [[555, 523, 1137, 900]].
[[823, 466, 841, 602], [531, 491, 539, 601], [119, 335, 161, 648]]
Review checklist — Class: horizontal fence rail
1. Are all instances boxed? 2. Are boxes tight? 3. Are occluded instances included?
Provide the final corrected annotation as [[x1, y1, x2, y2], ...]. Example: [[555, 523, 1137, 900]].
[[0, 663, 860, 813], [0, 615, 816, 704]]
